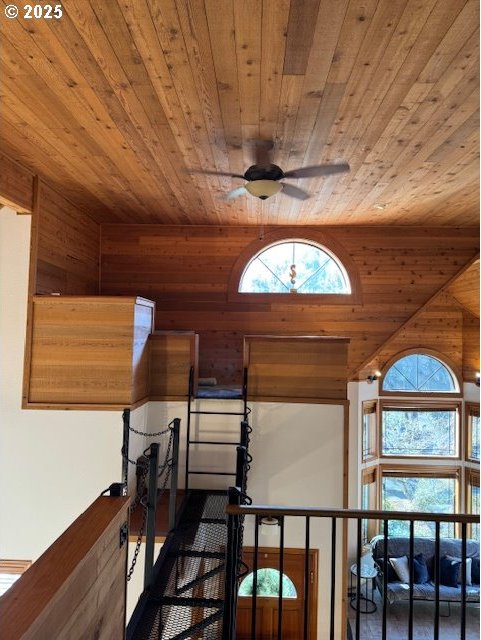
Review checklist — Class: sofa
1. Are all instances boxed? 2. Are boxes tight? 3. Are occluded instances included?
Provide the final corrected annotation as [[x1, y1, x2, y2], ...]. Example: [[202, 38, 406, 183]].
[[370, 536, 480, 605]]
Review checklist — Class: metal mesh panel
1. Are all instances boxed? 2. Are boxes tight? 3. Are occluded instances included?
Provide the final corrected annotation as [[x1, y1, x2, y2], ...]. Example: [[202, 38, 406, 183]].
[[130, 491, 228, 640]]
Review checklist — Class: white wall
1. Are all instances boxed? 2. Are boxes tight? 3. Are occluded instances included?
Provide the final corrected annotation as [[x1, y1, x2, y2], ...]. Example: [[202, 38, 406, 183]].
[[0, 209, 124, 561]]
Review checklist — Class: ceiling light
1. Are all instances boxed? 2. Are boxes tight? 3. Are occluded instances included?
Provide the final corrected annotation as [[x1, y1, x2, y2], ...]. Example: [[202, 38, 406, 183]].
[[374, 203, 387, 210], [245, 180, 283, 200], [367, 370, 382, 384]]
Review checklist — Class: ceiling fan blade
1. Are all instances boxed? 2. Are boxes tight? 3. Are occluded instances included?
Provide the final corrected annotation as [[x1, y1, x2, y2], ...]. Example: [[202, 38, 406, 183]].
[[190, 169, 245, 179], [226, 186, 247, 200], [283, 163, 350, 179], [254, 140, 274, 169], [281, 183, 310, 201]]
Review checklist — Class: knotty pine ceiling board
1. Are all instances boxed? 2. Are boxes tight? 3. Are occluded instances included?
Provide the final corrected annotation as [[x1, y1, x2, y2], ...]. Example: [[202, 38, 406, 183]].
[[0, 0, 478, 226]]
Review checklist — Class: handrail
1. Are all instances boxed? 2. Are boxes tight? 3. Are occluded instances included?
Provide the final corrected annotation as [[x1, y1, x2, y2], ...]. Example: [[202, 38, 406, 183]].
[[226, 503, 478, 524]]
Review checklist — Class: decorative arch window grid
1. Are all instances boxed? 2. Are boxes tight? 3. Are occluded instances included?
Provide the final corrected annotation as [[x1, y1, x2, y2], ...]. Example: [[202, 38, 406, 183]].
[[239, 240, 351, 294], [382, 353, 458, 393]]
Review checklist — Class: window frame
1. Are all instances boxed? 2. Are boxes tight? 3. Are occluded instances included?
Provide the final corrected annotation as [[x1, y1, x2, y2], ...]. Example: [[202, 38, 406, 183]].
[[465, 468, 480, 540], [227, 228, 362, 305], [380, 349, 462, 398], [379, 464, 461, 537], [465, 402, 480, 463], [379, 399, 461, 460], [361, 466, 379, 543], [362, 400, 378, 462]]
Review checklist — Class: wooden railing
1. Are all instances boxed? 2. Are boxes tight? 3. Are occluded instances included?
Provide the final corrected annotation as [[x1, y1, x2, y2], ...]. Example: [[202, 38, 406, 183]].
[[0, 496, 130, 640]]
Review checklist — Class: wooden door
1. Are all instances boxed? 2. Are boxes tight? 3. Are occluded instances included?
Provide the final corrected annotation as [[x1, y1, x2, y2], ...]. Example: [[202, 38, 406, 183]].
[[236, 547, 318, 640]]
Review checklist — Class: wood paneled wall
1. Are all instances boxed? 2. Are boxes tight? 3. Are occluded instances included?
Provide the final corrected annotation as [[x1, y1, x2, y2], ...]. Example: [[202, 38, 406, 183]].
[[100, 224, 479, 384], [0, 151, 34, 213], [0, 496, 130, 640], [25, 296, 154, 409], [36, 182, 100, 295], [149, 331, 198, 399], [245, 336, 349, 402]]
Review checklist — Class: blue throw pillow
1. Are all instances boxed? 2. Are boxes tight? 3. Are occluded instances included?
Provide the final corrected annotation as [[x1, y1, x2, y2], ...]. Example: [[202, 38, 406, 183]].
[[413, 553, 430, 584], [440, 556, 461, 588], [472, 558, 480, 585]]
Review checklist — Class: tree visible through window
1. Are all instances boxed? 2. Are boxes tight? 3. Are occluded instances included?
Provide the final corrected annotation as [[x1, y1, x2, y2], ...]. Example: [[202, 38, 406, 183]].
[[238, 568, 297, 598], [239, 240, 350, 294], [382, 354, 457, 392]]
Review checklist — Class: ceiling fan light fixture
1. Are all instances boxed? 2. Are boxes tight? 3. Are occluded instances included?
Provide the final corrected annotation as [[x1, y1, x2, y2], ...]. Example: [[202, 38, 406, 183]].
[[245, 179, 283, 200]]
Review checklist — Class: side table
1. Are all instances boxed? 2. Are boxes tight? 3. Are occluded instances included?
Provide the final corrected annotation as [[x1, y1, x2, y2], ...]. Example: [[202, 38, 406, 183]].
[[349, 563, 378, 614]]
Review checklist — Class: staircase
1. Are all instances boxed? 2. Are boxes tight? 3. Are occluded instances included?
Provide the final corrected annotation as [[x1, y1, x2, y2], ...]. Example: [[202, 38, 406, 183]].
[[127, 372, 251, 640]]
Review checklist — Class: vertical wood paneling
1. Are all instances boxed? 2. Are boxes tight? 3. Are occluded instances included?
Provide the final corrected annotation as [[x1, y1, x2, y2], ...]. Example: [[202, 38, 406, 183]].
[[36, 182, 100, 295]]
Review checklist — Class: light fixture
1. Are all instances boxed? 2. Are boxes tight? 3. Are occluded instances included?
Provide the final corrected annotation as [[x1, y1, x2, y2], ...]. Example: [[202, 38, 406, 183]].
[[374, 203, 387, 210], [260, 516, 279, 537], [475, 372, 480, 387], [245, 180, 283, 200], [367, 370, 382, 384]]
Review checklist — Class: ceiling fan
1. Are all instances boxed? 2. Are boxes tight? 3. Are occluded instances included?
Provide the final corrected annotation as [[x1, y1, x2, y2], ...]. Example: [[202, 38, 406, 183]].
[[193, 141, 350, 200]]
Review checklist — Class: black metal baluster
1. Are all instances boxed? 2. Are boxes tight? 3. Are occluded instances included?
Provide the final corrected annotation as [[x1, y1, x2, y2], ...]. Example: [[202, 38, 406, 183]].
[[408, 520, 414, 640], [382, 519, 388, 640], [330, 518, 337, 640], [303, 516, 310, 640], [143, 443, 159, 590], [278, 516, 285, 640], [356, 518, 361, 640], [251, 515, 259, 640], [434, 521, 440, 640], [168, 418, 180, 530], [461, 522, 467, 640]]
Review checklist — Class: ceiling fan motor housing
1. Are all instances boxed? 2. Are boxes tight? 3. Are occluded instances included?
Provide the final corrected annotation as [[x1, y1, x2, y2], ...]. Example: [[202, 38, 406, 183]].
[[244, 164, 285, 182]]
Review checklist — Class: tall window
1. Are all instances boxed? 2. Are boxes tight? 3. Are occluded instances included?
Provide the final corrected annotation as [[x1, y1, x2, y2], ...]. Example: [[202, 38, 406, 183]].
[[466, 470, 480, 541], [382, 353, 457, 393], [362, 401, 378, 462], [239, 240, 350, 294]]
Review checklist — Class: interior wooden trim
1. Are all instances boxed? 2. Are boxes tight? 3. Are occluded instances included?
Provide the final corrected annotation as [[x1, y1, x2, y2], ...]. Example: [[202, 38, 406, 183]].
[[465, 401, 481, 463], [227, 227, 362, 305], [0, 559, 32, 574]]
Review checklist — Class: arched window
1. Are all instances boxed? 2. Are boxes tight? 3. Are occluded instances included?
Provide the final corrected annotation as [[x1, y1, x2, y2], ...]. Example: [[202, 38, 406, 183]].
[[239, 240, 350, 294], [238, 568, 298, 598], [382, 353, 458, 393]]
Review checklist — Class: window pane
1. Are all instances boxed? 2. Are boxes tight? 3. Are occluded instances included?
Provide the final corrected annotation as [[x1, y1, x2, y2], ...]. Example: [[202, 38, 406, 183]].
[[471, 414, 480, 461], [382, 408, 457, 456], [239, 240, 350, 294], [238, 568, 297, 598], [471, 485, 480, 541], [383, 354, 456, 392], [382, 475, 456, 537]]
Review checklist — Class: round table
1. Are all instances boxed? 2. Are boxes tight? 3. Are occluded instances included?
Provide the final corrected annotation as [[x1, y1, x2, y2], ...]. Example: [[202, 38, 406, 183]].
[[349, 563, 378, 614]]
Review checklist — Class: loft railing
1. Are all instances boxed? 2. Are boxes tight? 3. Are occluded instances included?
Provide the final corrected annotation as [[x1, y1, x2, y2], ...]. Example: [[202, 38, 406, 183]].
[[223, 497, 479, 640]]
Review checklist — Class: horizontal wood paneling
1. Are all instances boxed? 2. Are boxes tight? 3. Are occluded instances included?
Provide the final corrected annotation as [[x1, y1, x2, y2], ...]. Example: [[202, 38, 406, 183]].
[[0, 0, 478, 227], [0, 496, 129, 640], [26, 296, 154, 408], [149, 332, 198, 399], [100, 224, 479, 384], [36, 182, 100, 295], [244, 336, 349, 401], [0, 151, 34, 212]]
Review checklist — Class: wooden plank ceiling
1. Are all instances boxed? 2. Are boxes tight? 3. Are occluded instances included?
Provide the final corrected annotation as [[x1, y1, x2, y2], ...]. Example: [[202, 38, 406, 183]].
[[0, 0, 479, 227]]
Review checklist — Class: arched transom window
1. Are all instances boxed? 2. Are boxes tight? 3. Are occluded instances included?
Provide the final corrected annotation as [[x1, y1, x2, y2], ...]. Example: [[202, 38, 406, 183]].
[[239, 240, 351, 294], [382, 353, 458, 393]]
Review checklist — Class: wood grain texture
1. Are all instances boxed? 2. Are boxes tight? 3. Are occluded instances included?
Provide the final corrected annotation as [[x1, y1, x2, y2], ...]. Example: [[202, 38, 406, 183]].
[[149, 331, 198, 399], [447, 259, 480, 317], [36, 181, 100, 295], [0, 496, 130, 640], [100, 224, 479, 384], [26, 296, 154, 408], [244, 335, 349, 401], [0, 0, 478, 227], [0, 151, 34, 212]]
